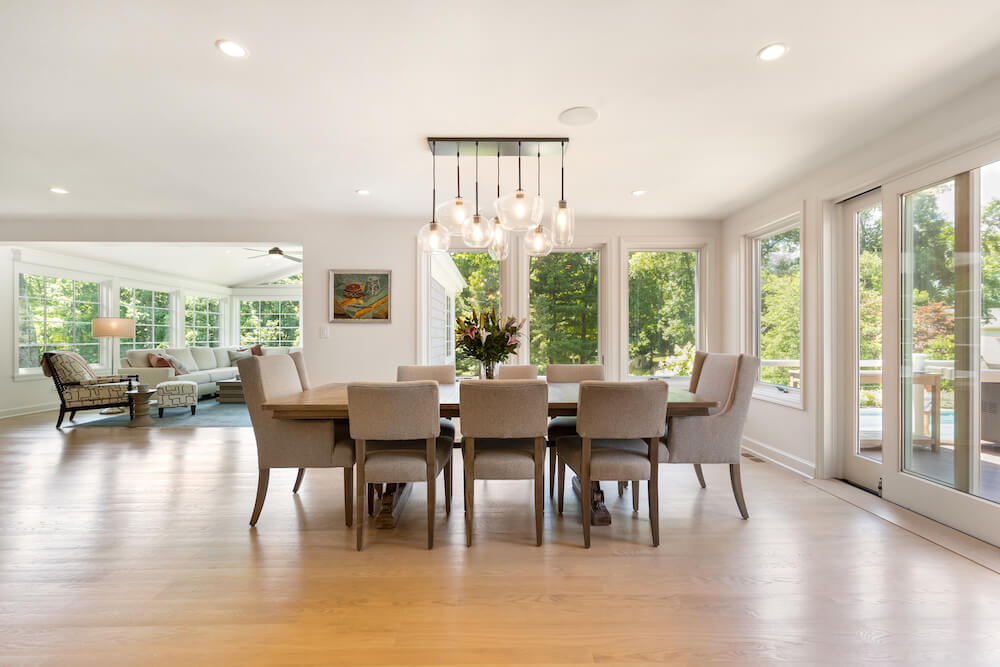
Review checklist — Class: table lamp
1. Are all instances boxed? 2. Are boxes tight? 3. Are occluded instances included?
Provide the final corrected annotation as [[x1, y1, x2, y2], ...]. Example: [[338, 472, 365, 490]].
[[92, 317, 136, 413]]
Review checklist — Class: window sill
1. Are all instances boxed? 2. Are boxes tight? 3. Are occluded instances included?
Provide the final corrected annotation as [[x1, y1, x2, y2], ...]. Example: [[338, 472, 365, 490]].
[[752, 384, 804, 410], [14, 371, 49, 383]]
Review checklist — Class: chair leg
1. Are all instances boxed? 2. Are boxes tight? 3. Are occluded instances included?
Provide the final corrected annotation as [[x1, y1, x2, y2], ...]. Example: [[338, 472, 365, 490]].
[[534, 437, 544, 546], [356, 442, 366, 551], [648, 475, 660, 547], [191, 405, 196, 416], [464, 437, 474, 547], [730, 463, 749, 519], [557, 459, 566, 514], [56, 406, 66, 428], [69, 410, 77, 421], [249, 468, 270, 526], [632, 480, 640, 512], [343, 467, 353, 527], [426, 437, 435, 550], [367, 483, 375, 516], [292, 468, 305, 493], [581, 437, 591, 548], [158, 407, 164, 418], [443, 453, 453, 517], [694, 464, 706, 488], [548, 448, 556, 499]]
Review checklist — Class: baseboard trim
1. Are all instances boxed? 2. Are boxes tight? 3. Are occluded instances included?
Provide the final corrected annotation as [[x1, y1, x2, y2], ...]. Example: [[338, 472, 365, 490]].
[[0, 401, 59, 420], [741, 436, 816, 478]]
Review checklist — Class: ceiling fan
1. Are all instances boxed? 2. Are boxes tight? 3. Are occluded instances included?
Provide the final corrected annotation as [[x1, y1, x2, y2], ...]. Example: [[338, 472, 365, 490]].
[[243, 246, 302, 263]]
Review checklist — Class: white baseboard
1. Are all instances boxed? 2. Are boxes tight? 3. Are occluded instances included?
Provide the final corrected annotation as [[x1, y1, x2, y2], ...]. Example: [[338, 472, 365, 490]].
[[0, 401, 59, 420], [742, 436, 816, 478]]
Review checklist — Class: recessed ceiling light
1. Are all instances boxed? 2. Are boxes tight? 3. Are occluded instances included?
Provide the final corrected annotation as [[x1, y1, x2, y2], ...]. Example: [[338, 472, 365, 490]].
[[632, 189, 647, 197], [49, 187, 69, 195], [558, 106, 599, 126], [215, 39, 249, 58], [756, 43, 788, 62], [355, 189, 370, 196]]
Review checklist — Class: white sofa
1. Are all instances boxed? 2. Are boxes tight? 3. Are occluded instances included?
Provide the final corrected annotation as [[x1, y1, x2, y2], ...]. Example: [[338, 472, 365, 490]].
[[119, 346, 302, 397]]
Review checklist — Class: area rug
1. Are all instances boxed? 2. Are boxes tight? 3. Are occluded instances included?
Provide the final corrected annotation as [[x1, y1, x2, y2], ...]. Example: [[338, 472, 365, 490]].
[[73, 400, 251, 428]]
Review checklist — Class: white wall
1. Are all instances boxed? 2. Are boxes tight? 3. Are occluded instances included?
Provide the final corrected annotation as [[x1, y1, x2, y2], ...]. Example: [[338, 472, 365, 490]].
[[721, 73, 1000, 478]]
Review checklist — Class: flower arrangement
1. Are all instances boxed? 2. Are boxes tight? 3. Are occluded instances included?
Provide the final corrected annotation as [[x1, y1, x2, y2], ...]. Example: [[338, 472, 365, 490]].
[[455, 307, 524, 379]]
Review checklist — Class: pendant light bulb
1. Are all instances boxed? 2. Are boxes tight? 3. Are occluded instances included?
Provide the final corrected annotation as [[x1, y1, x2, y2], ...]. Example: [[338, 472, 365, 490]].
[[437, 146, 466, 234], [496, 141, 543, 231], [420, 140, 451, 253], [488, 147, 511, 261], [463, 214, 490, 248], [523, 223, 553, 257], [551, 141, 575, 246]]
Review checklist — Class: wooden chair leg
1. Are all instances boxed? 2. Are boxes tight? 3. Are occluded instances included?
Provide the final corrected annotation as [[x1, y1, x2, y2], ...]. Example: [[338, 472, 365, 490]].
[[694, 463, 706, 488], [581, 438, 591, 549], [557, 458, 566, 514], [534, 437, 544, 546], [158, 407, 164, 418], [632, 480, 640, 512], [548, 448, 556, 499], [648, 476, 660, 547], [617, 481, 624, 497], [443, 453, 453, 517], [292, 468, 305, 493], [730, 463, 749, 519], [426, 437, 436, 550], [343, 467, 353, 527], [56, 406, 66, 428], [464, 437, 475, 547], [69, 410, 77, 421], [191, 405, 196, 416], [356, 441, 366, 550], [367, 483, 375, 516], [249, 468, 270, 526]]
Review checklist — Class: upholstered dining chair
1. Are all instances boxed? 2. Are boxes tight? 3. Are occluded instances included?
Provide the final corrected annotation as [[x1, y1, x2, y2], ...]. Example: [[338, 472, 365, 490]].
[[497, 364, 538, 379], [348, 381, 455, 550], [545, 363, 605, 498], [396, 364, 456, 439], [663, 353, 760, 519], [240, 355, 355, 527], [556, 381, 667, 548], [289, 350, 312, 389], [459, 380, 548, 546]]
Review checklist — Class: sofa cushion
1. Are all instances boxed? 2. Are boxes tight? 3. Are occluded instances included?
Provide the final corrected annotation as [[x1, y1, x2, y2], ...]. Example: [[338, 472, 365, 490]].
[[229, 349, 253, 365], [125, 349, 153, 368], [164, 348, 199, 372], [209, 368, 238, 382], [262, 346, 302, 356], [181, 370, 214, 385], [189, 347, 218, 370], [148, 352, 173, 368], [214, 347, 237, 368]]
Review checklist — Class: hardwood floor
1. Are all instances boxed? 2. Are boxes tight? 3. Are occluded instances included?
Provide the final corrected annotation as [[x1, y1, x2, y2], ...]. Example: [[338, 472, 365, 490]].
[[3, 411, 1000, 664]]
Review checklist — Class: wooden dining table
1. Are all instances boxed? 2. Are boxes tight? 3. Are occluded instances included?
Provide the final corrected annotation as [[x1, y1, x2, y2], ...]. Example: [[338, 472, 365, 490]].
[[263, 381, 717, 527]]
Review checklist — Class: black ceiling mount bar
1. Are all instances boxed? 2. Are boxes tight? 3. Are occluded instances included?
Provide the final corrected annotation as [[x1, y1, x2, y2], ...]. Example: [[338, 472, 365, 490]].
[[427, 137, 569, 158]]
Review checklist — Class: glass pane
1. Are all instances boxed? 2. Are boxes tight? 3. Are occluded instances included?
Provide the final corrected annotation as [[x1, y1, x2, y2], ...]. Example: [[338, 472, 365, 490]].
[[758, 227, 801, 388], [627, 250, 697, 377], [529, 250, 600, 375], [76, 344, 99, 364], [45, 277, 73, 302], [979, 160, 1000, 503], [153, 291, 170, 309], [19, 345, 42, 369], [857, 204, 885, 462], [20, 274, 44, 298], [76, 281, 99, 303], [136, 289, 154, 307]]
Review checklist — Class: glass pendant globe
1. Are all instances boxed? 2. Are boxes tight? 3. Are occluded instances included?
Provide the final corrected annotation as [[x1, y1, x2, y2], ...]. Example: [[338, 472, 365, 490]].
[[487, 217, 511, 261], [436, 197, 466, 234], [495, 189, 543, 232], [418, 221, 451, 254], [551, 200, 575, 246], [462, 214, 491, 249], [523, 224, 553, 257]]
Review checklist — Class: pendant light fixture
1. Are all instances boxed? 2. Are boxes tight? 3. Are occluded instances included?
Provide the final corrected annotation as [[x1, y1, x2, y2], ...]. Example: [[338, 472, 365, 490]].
[[436, 145, 466, 232], [462, 142, 490, 248], [523, 145, 553, 256], [488, 149, 511, 261], [495, 141, 543, 231], [551, 140, 575, 246], [418, 141, 450, 254]]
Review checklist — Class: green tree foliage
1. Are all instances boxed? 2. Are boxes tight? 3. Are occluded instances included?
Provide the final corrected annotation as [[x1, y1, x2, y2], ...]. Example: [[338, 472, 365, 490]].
[[529, 251, 599, 374], [758, 227, 801, 386], [450, 252, 500, 376], [18, 274, 100, 368], [627, 251, 696, 375]]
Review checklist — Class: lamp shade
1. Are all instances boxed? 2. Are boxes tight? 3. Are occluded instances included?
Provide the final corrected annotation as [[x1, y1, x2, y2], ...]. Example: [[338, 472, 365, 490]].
[[91, 317, 135, 338]]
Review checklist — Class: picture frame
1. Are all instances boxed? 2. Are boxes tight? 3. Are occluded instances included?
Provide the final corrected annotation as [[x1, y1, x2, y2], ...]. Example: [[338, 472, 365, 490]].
[[329, 269, 391, 323]]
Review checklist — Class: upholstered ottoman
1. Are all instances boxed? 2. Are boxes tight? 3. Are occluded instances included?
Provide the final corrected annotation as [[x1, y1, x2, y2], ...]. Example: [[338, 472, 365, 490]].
[[155, 380, 198, 417]]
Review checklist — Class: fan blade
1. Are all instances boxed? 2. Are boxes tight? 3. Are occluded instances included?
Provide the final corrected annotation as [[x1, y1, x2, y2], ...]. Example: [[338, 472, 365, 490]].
[[283, 254, 303, 263], [247, 254, 269, 259], [243, 247, 268, 253]]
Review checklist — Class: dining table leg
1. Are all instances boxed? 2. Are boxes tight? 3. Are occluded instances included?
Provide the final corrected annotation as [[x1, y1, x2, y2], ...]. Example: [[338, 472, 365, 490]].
[[571, 476, 612, 526], [374, 482, 414, 529]]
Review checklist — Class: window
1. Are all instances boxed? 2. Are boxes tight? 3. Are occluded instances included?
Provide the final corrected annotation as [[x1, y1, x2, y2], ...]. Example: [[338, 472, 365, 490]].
[[753, 224, 801, 391], [627, 250, 698, 377], [450, 252, 500, 376], [262, 273, 302, 286], [18, 273, 100, 370], [185, 296, 222, 347], [240, 299, 301, 346], [529, 250, 600, 374], [119, 286, 172, 357]]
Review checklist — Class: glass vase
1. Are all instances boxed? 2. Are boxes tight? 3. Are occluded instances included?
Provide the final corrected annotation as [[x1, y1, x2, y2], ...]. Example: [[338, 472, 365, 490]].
[[480, 362, 497, 380]]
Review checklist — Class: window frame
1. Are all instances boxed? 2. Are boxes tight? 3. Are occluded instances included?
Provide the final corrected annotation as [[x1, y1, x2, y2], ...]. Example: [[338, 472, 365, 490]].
[[238, 297, 302, 347], [118, 284, 174, 355], [184, 294, 224, 348]]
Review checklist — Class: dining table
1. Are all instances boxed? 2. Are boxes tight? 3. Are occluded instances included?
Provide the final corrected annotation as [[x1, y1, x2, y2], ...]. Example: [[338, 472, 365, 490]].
[[263, 381, 717, 528]]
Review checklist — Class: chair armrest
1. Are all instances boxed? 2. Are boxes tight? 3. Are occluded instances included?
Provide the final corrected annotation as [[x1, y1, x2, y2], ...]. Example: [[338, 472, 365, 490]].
[[665, 414, 742, 464]]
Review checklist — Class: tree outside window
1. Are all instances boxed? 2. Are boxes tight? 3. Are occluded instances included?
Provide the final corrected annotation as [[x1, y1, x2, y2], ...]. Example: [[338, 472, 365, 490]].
[[627, 250, 698, 376], [18, 273, 100, 369], [529, 250, 600, 375]]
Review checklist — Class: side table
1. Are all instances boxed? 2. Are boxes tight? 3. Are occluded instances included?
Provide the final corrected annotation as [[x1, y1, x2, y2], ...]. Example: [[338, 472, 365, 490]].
[[126, 388, 158, 428]]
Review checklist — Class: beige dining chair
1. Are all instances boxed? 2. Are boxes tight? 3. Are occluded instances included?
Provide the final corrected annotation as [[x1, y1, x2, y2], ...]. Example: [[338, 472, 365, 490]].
[[497, 364, 538, 379], [240, 355, 355, 527], [347, 381, 454, 550], [556, 381, 667, 548], [663, 353, 759, 519], [459, 380, 548, 546], [545, 363, 605, 499], [290, 350, 312, 389], [396, 364, 457, 439]]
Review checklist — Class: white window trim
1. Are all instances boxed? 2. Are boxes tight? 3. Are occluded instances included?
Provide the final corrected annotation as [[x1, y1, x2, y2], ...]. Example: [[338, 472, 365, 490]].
[[744, 211, 805, 409], [235, 295, 303, 347]]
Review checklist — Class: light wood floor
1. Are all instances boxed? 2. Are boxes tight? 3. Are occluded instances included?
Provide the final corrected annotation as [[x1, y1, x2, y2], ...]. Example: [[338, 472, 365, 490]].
[[3, 411, 1000, 665]]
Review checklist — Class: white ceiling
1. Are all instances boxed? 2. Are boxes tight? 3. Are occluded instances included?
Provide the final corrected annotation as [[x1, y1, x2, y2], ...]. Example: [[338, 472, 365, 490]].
[[2, 1, 1000, 224]]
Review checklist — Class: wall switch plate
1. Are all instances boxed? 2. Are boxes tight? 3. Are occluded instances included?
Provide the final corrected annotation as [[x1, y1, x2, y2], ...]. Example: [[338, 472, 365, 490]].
[[319, 326, 330, 339]]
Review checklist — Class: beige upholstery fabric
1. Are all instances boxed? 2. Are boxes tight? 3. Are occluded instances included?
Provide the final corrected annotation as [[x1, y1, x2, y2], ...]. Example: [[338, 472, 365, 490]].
[[460, 380, 548, 438], [47, 351, 96, 383], [189, 347, 218, 371], [545, 363, 604, 383], [347, 382, 441, 441], [62, 382, 128, 407], [240, 355, 353, 469], [664, 355, 760, 464], [155, 381, 197, 408], [558, 437, 656, 480], [497, 364, 538, 379], [396, 364, 456, 384], [576, 381, 668, 439], [165, 348, 199, 372], [358, 437, 453, 482], [125, 349, 153, 368], [290, 351, 311, 389], [473, 439, 536, 479], [693, 353, 739, 416]]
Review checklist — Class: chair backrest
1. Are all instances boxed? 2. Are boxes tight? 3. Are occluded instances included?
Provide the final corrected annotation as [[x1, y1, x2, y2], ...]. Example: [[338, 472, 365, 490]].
[[690, 352, 740, 416], [239, 354, 303, 430], [545, 363, 604, 383], [42, 351, 97, 386], [348, 381, 441, 441], [576, 381, 667, 440], [460, 380, 548, 438], [396, 364, 456, 384], [289, 350, 311, 389], [497, 364, 538, 380]]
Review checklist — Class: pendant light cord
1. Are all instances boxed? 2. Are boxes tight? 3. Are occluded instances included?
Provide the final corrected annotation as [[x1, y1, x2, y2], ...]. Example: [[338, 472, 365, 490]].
[[497, 149, 501, 200], [537, 145, 541, 196], [474, 141, 479, 214], [456, 146, 461, 198], [431, 140, 436, 221], [560, 141, 565, 200], [517, 141, 522, 191]]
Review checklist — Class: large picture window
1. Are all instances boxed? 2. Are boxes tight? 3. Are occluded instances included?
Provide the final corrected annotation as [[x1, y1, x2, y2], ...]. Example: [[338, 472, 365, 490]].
[[18, 273, 100, 370], [529, 250, 600, 374], [185, 296, 222, 347], [627, 250, 698, 377], [753, 223, 801, 390], [240, 299, 301, 347], [120, 286, 172, 357], [450, 252, 500, 376]]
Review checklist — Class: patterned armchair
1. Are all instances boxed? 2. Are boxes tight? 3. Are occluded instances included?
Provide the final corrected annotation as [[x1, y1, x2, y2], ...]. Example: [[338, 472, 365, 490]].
[[42, 351, 133, 428]]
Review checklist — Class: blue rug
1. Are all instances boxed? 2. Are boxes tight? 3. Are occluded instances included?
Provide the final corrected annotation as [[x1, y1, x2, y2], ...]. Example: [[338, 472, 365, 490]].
[[74, 400, 251, 427]]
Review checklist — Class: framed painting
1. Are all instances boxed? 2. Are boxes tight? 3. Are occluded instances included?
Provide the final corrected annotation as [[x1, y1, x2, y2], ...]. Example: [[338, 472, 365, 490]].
[[329, 270, 391, 322]]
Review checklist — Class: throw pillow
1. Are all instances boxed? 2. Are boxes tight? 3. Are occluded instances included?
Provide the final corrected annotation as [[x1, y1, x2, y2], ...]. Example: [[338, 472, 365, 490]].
[[148, 353, 173, 369], [250, 344, 263, 356], [161, 353, 191, 375], [229, 349, 253, 365]]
